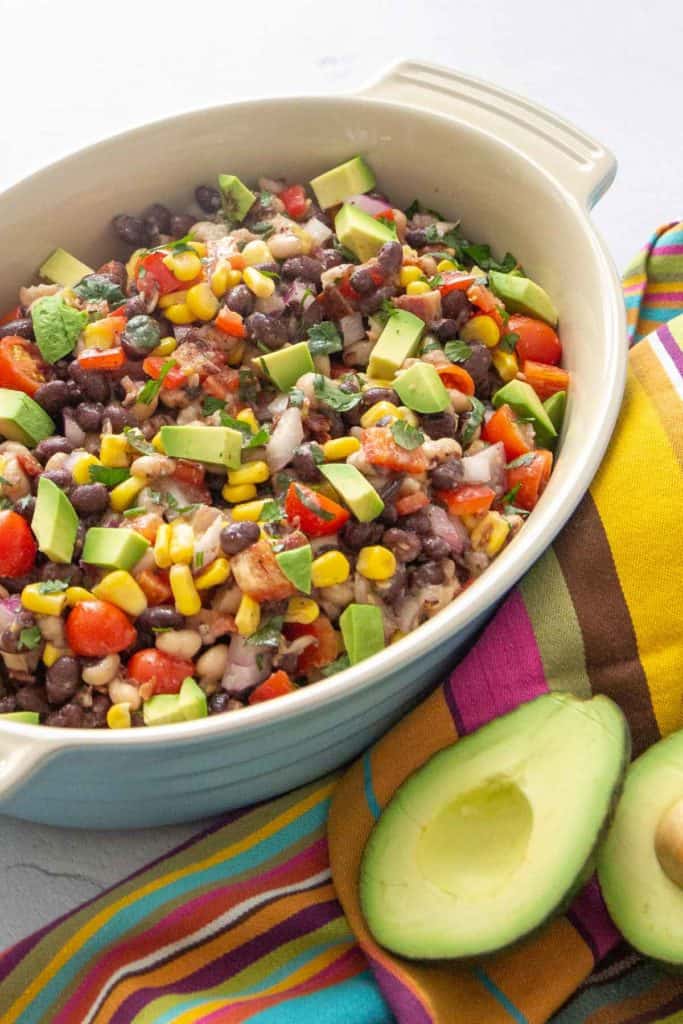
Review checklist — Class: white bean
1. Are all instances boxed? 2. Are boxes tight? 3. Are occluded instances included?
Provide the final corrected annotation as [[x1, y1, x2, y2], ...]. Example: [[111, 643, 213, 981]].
[[267, 232, 304, 260], [156, 629, 203, 660], [131, 454, 175, 478], [82, 654, 120, 688], [108, 678, 141, 711], [449, 389, 472, 414], [37, 614, 66, 646], [196, 644, 229, 681]]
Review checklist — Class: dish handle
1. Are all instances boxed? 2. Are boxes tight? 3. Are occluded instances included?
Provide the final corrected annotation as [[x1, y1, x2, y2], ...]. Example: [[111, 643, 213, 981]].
[[0, 728, 56, 802], [359, 60, 616, 210]]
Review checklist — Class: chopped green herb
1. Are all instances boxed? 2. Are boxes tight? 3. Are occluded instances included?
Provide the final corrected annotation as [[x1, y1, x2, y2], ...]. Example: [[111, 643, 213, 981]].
[[504, 504, 530, 518], [0, 497, 11, 511], [19, 625, 42, 650], [444, 340, 473, 364], [123, 506, 146, 518], [219, 413, 270, 448], [310, 442, 324, 465], [258, 268, 279, 280], [202, 396, 226, 416], [195, 551, 205, 569], [498, 331, 520, 354], [460, 396, 485, 447], [404, 199, 445, 220], [306, 321, 343, 357], [259, 499, 285, 523], [427, 274, 443, 289], [313, 375, 362, 412], [463, 243, 517, 274], [73, 276, 125, 307], [390, 420, 425, 450], [506, 452, 536, 469], [123, 426, 156, 455], [238, 369, 259, 403], [37, 579, 69, 594], [375, 214, 397, 234], [145, 234, 194, 255], [501, 482, 521, 507], [246, 615, 284, 648], [250, 222, 275, 238], [294, 483, 334, 521], [258, 189, 273, 205], [89, 465, 130, 487], [321, 653, 351, 676], [376, 298, 400, 325], [137, 359, 176, 405], [288, 387, 305, 408]]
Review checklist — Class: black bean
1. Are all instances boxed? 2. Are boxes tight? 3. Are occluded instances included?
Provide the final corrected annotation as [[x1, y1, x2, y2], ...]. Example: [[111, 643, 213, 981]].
[[357, 284, 398, 316], [412, 561, 446, 587], [70, 483, 109, 515], [430, 457, 464, 490], [68, 362, 110, 403], [123, 294, 148, 319], [45, 702, 85, 727], [74, 402, 104, 433], [96, 260, 127, 289], [382, 527, 422, 562], [220, 521, 260, 555], [41, 469, 72, 490], [226, 284, 254, 318], [35, 436, 74, 464], [16, 686, 49, 715], [195, 184, 222, 213], [0, 317, 34, 340], [253, 262, 280, 277], [13, 495, 35, 523], [137, 606, 184, 632], [349, 266, 376, 295], [113, 214, 148, 247], [301, 301, 323, 329], [340, 520, 384, 551], [0, 695, 17, 713], [360, 387, 399, 410], [461, 342, 492, 391], [402, 510, 432, 535], [432, 318, 460, 341], [281, 256, 323, 284], [46, 656, 80, 705], [33, 380, 71, 416], [304, 409, 344, 441], [441, 289, 470, 324], [102, 404, 133, 431], [421, 411, 457, 440], [405, 227, 428, 248], [421, 535, 450, 560], [73, 522, 86, 561], [245, 312, 288, 350], [89, 691, 111, 728], [376, 240, 403, 277], [375, 563, 406, 604], [143, 202, 172, 239], [318, 249, 343, 271], [292, 444, 322, 483], [209, 691, 242, 715], [170, 213, 194, 237]]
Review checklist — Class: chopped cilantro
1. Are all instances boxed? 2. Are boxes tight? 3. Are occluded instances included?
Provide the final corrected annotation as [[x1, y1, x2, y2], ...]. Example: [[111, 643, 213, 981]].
[[404, 198, 445, 220], [37, 579, 69, 594], [321, 653, 351, 677], [444, 340, 473, 364], [202, 396, 226, 416], [376, 298, 399, 326], [460, 396, 485, 447], [313, 375, 362, 412], [427, 273, 443, 289], [19, 625, 42, 650], [219, 413, 270, 448], [498, 331, 520, 354], [123, 426, 156, 455], [501, 482, 521, 507], [259, 499, 285, 523], [137, 358, 176, 405], [195, 551, 204, 569], [390, 420, 425, 450], [246, 615, 284, 648], [288, 387, 305, 408], [250, 222, 275, 238], [73, 275, 125, 308], [506, 452, 536, 469], [89, 465, 130, 487], [306, 321, 343, 357], [123, 506, 145, 518]]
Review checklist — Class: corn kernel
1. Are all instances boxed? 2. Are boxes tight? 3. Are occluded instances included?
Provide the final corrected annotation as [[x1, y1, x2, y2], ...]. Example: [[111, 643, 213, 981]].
[[390, 629, 406, 644], [225, 268, 243, 287], [93, 571, 147, 617], [152, 432, 166, 453], [461, 314, 501, 348], [107, 703, 132, 729], [110, 474, 148, 512], [491, 347, 520, 382], [363, 378, 396, 390], [186, 282, 219, 322], [396, 406, 419, 427], [322, 437, 361, 461], [195, 557, 231, 590], [399, 265, 424, 287], [21, 584, 67, 616], [99, 434, 130, 468], [437, 259, 457, 272], [187, 241, 208, 257], [235, 594, 260, 637], [126, 248, 145, 284], [470, 511, 511, 557], [225, 341, 246, 366], [461, 514, 480, 533], [231, 499, 265, 522], [164, 302, 195, 325], [241, 240, 271, 266], [311, 551, 350, 589], [236, 408, 259, 432], [163, 249, 202, 281], [169, 564, 202, 616], [360, 400, 400, 429], [151, 336, 177, 357], [284, 597, 320, 625], [72, 453, 101, 485], [406, 280, 431, 296], [169, 520, 195, 565], [290, 225, 313, 254], [83, 319, 117, 350], [154, 522, 172, 569], [65, 586, 95, 606], [243, 266, 275, 299], [210, 262, 231, 298], [356, 545, 397, 581], [222, 483, 257, 503], [227, 460, 270, 486], [43, 643, 63, 667], [158, 289, 190, 310]]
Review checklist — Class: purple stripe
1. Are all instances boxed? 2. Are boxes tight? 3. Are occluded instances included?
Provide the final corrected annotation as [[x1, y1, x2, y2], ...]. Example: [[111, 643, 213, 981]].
[[656, 323, 683, 378], [652, 243, 683, 256], [642, 291, 683, 301], [567, 879, 621, 963], [368, 955, 434, 1024]]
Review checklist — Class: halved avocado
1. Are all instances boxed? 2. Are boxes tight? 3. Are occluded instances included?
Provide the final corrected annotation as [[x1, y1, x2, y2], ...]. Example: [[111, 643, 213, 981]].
[[597, 728, 683, 968], [360, 693, 629, 960]]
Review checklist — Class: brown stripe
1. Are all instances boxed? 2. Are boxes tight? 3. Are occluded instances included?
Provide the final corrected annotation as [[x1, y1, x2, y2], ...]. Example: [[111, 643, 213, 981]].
[[585, 974, 683, 1024], [553, 492, 659, 754]]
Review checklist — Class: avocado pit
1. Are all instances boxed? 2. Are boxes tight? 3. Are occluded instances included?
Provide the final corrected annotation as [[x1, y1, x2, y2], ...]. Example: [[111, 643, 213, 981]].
[[654, 796, 683, 888]]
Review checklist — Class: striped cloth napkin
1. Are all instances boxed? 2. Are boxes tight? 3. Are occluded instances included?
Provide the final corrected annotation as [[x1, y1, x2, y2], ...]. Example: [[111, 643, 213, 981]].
[[0, 224, 681, 1024]]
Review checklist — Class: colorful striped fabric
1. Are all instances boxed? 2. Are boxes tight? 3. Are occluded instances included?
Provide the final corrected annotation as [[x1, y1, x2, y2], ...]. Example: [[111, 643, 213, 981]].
[[0, 230, 682, 1023]]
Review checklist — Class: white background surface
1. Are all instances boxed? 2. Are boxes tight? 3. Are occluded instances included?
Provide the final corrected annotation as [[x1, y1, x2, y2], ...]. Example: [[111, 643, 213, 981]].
[[0, 0, 680, 948]]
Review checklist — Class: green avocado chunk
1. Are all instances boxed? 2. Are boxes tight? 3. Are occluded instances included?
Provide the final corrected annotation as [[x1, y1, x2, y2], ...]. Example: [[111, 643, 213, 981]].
[[0, 711, 40, 724], [493, 379, 557, 448], [218, 174, 256, 222], [32, 476, 78, 564], [39, 248, 93, 288], [160, 425, 242, 469], [82, 527, 150, 571], [335, 204, 396, 263], [543, 390, 566, 435], [488, 271, 558, 327], [320, 463, 384, 522], [31, 294, 88, 364], [310, 156, 376, 210], [258, 341, 314, 392], [143, 677, 208, 727], [598, 728, 683, 967], [339, 603, 385, 665], [393, 362, 450, 413], [275, 544, 313, 594], [0, 388, 54, 447], [367, 310, 425, 381], [360, 693, 629, 960]]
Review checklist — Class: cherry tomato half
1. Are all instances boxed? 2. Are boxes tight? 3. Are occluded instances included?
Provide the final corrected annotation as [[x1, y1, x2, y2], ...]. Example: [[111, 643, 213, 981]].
[[0, 337, 47, 397], [127, 648, 196, 695], [285, 616, 339, 674], [482, 404, 532, 461], [248, 670, 297, 704], [66, 600, 137, 657], [284, 483, 350, 538], [0, 510, 38, 577], [506, 450, 553, 510], [279, 184, 308, 220], [509, 315, 562, 365]]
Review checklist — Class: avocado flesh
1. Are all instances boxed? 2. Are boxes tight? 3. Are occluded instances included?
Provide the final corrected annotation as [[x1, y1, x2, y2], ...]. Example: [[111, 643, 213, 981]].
[[39, 248, 93, 288], [597, 728, 683, 967], [320, 463, 384, 522], [488, 271, 558, 327], [218, 174, 255, 222], [82, 527, 150, 571], [360, 693, 629, 960], [310, 156, 375, 210], [335, 204, 396, 263], [259, 342, 314, 392], [32, 476, 78, 563], [0, 389, 54, 447], [160, 425, 242, 469]]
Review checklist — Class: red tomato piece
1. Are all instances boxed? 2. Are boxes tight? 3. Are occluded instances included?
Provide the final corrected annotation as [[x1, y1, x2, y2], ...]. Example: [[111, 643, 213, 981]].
[[214, 308, 247, 338], [137, 251, 200, 296], [0, 510, 37, 577], [279, 184, 308, 220], [523, 361, 570, 400], [436, 364, 475, 396], [0, 337, 47, 397], [509, 315, 562, 365], [141, 356, 187, 390], [248, 670, 297, 704], [77, 348, 126, 372], [135, 568, 173, 606], [482, 404, 532, 461], [126, 648, 195, 695], [395, 492, 430, 517], [284, 482, 350, 538], [286, 616, 339, 674], [436, 484, 496, 517], [0, 305, 22, 327], [361, 426, 428, 474], [172, 460, 206, 489], [438, 271, 476, 295], [506, 450, 553, 510], [203, 370, 240, 399], [66, 600, 137, 657]]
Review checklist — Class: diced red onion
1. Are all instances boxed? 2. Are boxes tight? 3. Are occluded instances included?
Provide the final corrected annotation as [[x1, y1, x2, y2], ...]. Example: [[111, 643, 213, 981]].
[[340, 313, 365, 345], [254, 293, 285, 316], [222, 635, 271, 694], [192, 515, 224, 569], [0, 595, 22, 633], [303, 217, 333, 247], [427, 504, 469, 555], [266, 407, 303, 472], [347, 194, 392, 217], [462, 442, 506, 494], [283, 280, 311, 311]]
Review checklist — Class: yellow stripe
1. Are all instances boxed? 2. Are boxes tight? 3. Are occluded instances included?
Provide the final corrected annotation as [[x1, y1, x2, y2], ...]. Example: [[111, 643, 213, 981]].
[[4, 781, 337, 1024], [590, 366, 683, 735], [640, 280, 683, 292]]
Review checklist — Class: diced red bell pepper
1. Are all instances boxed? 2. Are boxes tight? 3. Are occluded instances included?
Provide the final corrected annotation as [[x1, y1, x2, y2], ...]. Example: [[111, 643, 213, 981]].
[[509, 315, 562, 365], [172, 460, 206, 489], [395, 492, 430, 517], [248, 670, 297, 704], [279, 184, 308, 220], [285, 616, 339, 674], [214, 307, 247, 338], [203, 370, 240, 399], [0, 305, 22, 327], [482, 404, 532, 461], [436, 484, 496, 517], [141, 356, 187, 390], [0, 510, 37, 577], [361, 426, 428, 474], [436, 364, 475, 396], [506, 449, 553, 510], [438, 271, 476, 295], [374, 208, 396, 222], [523, 361, 570, 400], [284, 482, 350, 538], [0, 337, 46, 396], [137, 251, 200, 297], [77, 347, 126, 372], [135, 568, 173, 605]]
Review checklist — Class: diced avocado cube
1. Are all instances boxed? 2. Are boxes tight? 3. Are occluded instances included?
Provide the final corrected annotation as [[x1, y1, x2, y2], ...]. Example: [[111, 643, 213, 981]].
[[543, 390, 566, 433], [0, 388, 54, 447], [258, 341, 314, 392], [335, 204, 396, 263], [275, 544, 313, 594], [310, 156, 376, 210], [32, 476, 78, 564], [31, 294, 88, 364], [393, 362, 450, 413], [160, 425, 242, 469], [367, 309, 425, 381], [218, 174, 256, 222], [320, 464, 384, 522], [339, 603, 385, 665], [143, 677, 208, 726], [0, 711, 40, 724], [493, 380, 557, 448], [488, 271, 559, 327], [82, 527, 150, 572], [39, 248, 93, 288]]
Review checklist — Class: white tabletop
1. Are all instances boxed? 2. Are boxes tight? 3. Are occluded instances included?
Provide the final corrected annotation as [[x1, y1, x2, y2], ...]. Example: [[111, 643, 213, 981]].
[[1, 0, 681, 949]]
